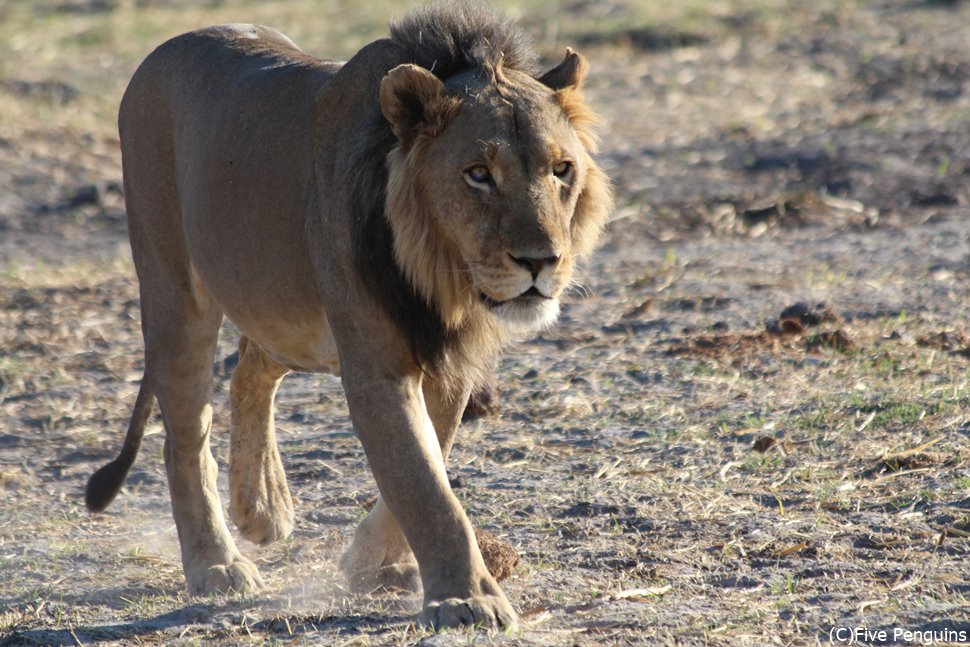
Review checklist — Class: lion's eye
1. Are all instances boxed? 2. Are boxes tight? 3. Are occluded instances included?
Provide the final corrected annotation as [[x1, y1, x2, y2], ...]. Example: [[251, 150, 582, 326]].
[[552, 160, 573, 180], [464, 165, 493, 189]]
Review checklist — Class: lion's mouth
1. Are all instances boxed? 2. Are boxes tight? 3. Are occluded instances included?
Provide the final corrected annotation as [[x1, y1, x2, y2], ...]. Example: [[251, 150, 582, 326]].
[[480, 286, 549, 309]]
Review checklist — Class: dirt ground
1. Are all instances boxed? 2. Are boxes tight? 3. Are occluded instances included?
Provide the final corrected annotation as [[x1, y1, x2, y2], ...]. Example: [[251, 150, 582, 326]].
[[2, 1, 970, 645]]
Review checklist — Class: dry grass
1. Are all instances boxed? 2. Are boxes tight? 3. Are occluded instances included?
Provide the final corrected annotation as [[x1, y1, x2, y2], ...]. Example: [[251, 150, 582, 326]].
[[3, 0, 970, 645]]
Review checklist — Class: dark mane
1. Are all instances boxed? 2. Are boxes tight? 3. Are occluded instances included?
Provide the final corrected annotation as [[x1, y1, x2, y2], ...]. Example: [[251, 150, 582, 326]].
[[390, 0, 539, 79], [349, 2, 534, 378], [350, 118, 459, 376]]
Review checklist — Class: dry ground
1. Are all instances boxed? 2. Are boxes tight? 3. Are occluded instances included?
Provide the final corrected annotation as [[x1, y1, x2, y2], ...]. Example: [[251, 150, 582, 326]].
[[2, 1, 970, 645]]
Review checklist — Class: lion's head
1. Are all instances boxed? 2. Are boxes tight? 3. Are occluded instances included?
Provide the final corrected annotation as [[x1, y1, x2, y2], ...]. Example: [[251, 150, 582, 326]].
[[378, 6, 612, 339]]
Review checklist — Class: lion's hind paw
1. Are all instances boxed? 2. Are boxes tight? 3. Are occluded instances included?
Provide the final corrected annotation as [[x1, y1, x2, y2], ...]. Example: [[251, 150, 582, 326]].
[[343, 561, 421, 594], [187, 557, 264, 596]]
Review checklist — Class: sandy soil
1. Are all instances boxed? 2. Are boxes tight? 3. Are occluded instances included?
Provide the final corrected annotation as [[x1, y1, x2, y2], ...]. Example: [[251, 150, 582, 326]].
[[2, 1, 969, 645]]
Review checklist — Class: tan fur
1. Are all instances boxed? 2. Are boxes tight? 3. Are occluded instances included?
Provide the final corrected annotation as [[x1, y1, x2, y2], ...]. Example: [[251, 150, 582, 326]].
[[92, 8, 610, 632], [228, 336, 293, 546], [385, 144, 477, 332]]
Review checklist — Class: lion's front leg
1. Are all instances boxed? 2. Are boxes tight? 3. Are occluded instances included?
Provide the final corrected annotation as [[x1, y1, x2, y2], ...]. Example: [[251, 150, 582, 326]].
[[340, 367, 517, 631], [339, 377, 468, 594]]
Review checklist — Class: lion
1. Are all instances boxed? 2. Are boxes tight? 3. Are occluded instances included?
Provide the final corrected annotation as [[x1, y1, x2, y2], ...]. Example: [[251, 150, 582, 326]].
[[85, 0, 611, 631]]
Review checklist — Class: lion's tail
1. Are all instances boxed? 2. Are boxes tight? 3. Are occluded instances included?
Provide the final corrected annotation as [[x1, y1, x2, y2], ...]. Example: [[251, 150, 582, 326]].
[[85, 378, 156, 512]]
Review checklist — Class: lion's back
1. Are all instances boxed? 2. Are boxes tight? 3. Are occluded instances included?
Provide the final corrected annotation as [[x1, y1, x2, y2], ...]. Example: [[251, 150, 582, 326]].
[[120, 24, 339, 157], [117, 24, 345, 358]]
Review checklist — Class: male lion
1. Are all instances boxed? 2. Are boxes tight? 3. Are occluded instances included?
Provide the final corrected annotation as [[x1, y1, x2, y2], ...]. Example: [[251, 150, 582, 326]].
[[86, 0, 611, 631]]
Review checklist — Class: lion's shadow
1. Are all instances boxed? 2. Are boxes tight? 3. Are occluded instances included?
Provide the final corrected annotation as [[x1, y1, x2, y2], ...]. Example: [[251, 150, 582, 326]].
[[2, 600, 409, 645]]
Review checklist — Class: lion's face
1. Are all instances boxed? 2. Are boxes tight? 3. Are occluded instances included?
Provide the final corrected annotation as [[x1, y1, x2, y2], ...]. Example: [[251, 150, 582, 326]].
[[406, 70, 588, 331], [382, 53, 611, 334]]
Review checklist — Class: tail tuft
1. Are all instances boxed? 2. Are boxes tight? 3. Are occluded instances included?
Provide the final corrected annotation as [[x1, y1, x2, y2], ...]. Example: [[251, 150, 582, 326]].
[[85, 459, 131, 512], [85, 379, 155, 512]]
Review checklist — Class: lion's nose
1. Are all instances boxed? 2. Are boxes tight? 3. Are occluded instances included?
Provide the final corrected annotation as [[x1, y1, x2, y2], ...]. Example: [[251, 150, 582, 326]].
[[509, 253, 560, 280]]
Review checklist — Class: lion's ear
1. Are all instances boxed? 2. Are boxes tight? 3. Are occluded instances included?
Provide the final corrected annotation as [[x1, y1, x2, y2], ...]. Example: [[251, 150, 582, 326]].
[[538, 48, 588, 91], [539, 49, 600, 152], [381, 63, 449, 149]]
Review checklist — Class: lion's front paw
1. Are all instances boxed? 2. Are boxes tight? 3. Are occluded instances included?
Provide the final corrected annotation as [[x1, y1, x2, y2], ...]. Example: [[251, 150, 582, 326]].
[[186, 556, 264, 595], [419, 594, 519, 632]]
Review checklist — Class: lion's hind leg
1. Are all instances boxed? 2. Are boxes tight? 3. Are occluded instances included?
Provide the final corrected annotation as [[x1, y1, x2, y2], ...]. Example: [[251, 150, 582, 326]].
[[145, 295, 263, 595], [228, 336, 294, 546]]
